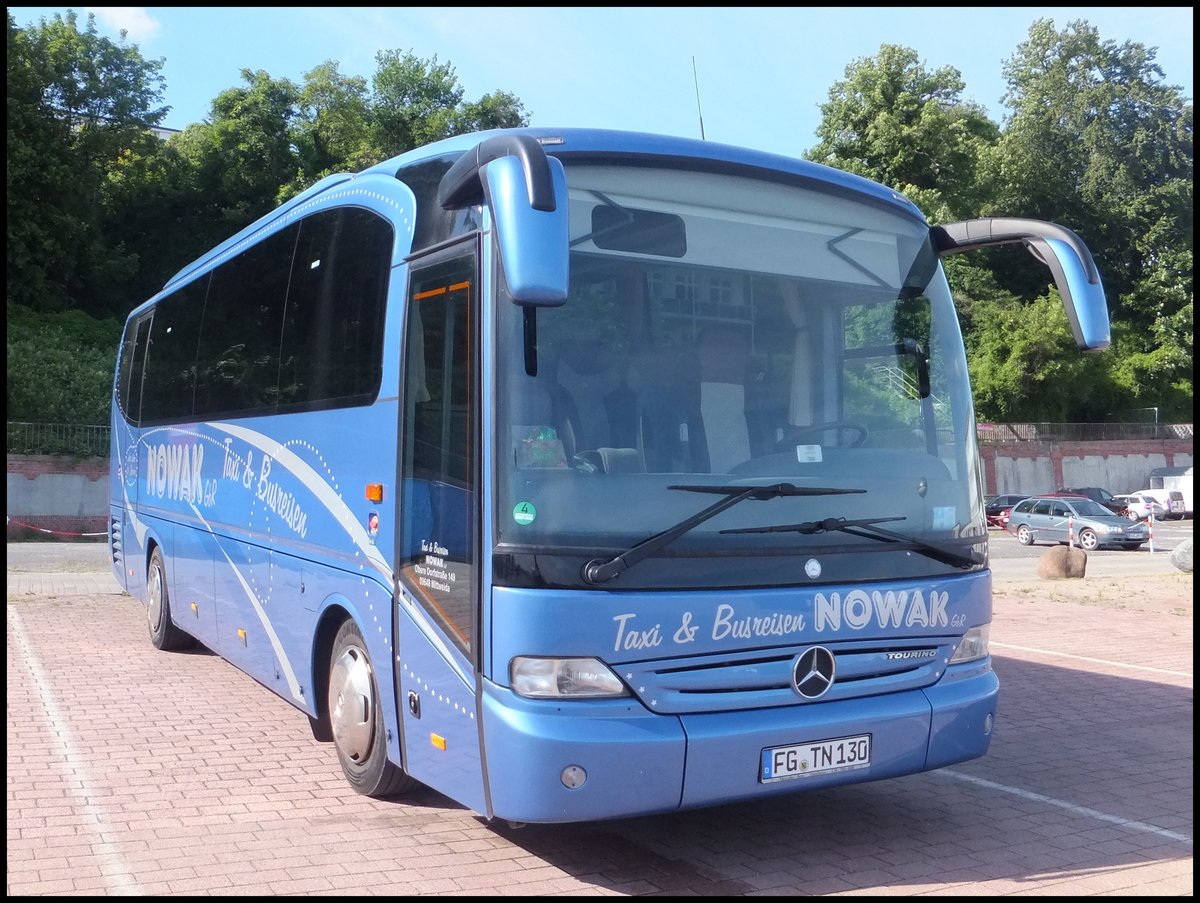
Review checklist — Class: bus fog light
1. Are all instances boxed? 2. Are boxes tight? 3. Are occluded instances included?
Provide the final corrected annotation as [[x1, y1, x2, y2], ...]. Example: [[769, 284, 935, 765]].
[[511, 656, 628, 698], [560, 765, 587, 789]]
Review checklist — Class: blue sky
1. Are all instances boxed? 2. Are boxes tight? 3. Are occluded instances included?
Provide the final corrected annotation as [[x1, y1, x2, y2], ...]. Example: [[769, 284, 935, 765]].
[[9, 6, 1194, 159]]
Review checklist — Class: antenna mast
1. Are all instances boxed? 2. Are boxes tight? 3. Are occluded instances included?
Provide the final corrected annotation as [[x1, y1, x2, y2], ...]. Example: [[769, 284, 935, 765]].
[[692, 56, 706, 140]]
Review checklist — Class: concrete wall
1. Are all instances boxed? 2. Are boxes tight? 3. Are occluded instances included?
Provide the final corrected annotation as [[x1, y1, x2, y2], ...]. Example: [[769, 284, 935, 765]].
[[980, 439, 1193, 497], [6, 455, 108, 539]]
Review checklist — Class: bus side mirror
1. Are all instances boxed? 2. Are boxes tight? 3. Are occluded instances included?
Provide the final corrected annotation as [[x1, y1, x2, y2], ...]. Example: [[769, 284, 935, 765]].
[[438, 133, 569, 307], [483, 154, 569, 306], [932, 218, 1111, 351]]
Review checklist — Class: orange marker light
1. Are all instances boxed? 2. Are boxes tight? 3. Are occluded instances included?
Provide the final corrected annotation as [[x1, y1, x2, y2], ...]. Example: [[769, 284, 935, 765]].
[[366, 483, 384, 503], [430, 733, 447, 751]]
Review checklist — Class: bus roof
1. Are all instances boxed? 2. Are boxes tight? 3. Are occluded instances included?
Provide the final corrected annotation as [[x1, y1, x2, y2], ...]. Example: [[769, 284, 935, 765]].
[[160, 126, 926, 296], [362, 126, 922, 215]]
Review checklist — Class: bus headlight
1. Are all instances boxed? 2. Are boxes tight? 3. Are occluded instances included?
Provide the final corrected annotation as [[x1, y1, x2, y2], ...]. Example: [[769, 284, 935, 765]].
[[510, 656, 629, 698], [949, 624, 990, 664]]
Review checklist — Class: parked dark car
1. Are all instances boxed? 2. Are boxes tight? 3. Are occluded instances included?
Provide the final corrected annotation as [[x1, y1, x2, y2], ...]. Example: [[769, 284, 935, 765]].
[[1007, 495, 1149, 550], [984, 494, 1028, 529], [1050, 486, 1126, 516]]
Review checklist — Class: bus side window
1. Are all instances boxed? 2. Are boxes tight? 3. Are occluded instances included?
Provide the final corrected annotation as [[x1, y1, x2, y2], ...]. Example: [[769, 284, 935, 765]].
[[140, 277, 208, 423], [194, 226, 296, 418], [279, 208, 391, 408], [117, 315, 153, 424]]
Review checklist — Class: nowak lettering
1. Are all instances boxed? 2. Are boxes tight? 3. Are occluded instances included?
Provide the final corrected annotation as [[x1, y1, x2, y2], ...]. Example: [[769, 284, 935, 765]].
[[814, 589, 948, 630], [145, 442, 205, 503]]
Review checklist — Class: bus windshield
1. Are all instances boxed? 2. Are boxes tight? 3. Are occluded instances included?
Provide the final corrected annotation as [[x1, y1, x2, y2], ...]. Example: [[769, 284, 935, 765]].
[[494, 162, 986, 590]]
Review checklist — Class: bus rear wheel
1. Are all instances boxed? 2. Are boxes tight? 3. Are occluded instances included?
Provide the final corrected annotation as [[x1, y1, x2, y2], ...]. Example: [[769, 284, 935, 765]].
[[328, 618, 414, 798], [147, 547, 193, 651]]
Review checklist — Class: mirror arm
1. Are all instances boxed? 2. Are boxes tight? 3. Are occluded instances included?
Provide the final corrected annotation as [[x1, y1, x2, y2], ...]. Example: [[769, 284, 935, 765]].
[[931, 217, 1101, 285], [438, 134, 557, 212]]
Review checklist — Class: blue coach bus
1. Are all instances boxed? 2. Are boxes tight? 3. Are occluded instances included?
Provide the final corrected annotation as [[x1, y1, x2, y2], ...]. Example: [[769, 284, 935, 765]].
[[109, 127, 1109, 823]]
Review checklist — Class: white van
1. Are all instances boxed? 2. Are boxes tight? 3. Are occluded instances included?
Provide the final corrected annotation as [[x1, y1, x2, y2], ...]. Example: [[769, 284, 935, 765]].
[[1135, 487, 1187, 519], [1147, 466, 1193, 518]]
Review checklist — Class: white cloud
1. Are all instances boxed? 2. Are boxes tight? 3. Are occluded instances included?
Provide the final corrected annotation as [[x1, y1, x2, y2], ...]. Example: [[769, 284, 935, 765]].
[[87, 7, 160, 42]]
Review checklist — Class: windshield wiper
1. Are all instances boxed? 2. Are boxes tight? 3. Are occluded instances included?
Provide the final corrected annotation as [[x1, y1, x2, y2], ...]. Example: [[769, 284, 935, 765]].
[[722, 516, 981, 569], [581, 483, 866, 585]]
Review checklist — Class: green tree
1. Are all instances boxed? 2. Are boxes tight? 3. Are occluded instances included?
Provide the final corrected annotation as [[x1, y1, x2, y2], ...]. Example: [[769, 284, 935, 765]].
[[203, 68, 304, 218], [983, 18, 1192, 420], [368, 50, 528, 158], [287, 60, 374, 195], [6, 10, 168, 315], [966, 291, 1119, 422], [6, 306, 121, 425], [806, 44, 999, 220]]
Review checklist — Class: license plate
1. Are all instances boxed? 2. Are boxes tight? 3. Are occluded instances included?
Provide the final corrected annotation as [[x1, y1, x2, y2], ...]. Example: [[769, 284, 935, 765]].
[[760, 734, 871, 783]]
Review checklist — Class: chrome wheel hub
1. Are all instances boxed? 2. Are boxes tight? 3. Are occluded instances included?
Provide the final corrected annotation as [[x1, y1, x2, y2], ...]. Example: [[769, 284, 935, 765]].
[[329, 645, 374, 762]]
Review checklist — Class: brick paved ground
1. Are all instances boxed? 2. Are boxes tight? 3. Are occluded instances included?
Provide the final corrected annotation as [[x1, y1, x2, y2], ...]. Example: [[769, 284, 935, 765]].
[[7, 543, 1192, 895]]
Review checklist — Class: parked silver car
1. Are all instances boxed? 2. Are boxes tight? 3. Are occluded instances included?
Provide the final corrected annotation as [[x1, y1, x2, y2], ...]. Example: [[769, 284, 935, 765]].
[[1007, 496, 1149, 551]]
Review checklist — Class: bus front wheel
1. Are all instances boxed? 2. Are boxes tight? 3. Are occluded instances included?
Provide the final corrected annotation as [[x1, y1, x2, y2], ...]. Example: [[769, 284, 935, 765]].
[[328, 618, 414, 798], [147, 547, 193, 651]]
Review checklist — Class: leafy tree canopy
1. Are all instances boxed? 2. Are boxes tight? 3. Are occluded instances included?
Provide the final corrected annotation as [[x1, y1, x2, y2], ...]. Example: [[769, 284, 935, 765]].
[[4, 14, 1191, 427]]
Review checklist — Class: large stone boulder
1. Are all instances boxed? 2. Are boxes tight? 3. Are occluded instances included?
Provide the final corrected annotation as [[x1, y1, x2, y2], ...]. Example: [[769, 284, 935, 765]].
[[1169, 538, 1193, 573], [1037, 545, 1087, 579]]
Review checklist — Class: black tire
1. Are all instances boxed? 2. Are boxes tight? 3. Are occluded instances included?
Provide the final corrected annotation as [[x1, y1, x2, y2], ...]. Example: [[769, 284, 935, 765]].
[[328, 619, 414, 798], [1015, 524, 1035, 546], [147, 547, 193, 651]]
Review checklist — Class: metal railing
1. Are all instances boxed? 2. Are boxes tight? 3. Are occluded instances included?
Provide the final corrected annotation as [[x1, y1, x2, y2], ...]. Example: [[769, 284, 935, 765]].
[[5, 420, 1194, 457], [7, 422, 111, 457], [976, 422, 1193, 443]]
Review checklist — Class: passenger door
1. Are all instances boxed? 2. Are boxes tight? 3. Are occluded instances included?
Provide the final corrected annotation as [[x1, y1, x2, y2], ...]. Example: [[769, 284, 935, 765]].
[[394, 245, 487, 815], [1026, 499, 1055, 542], [1046, 501, 1072, 544]]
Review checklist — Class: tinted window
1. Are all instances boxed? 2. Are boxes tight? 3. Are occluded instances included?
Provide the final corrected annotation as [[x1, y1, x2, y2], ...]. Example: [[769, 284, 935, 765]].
[[194, 225, 298, 418], [278, 208, 392, 408], [117, 315, 152, 422], [395, 157, 483, 253], [140, 277, 209, 423]]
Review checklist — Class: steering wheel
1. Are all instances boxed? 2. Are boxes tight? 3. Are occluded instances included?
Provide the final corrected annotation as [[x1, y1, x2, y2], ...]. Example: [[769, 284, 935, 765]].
[[774, 420, 870, 450]]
